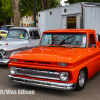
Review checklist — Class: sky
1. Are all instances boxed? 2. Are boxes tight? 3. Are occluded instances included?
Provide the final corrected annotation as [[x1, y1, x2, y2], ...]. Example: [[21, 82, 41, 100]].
[[60, 0, 67, 6]]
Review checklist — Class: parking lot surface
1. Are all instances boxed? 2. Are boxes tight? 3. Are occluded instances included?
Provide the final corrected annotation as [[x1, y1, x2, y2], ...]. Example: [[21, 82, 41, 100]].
[[0, 65, 99, 100]]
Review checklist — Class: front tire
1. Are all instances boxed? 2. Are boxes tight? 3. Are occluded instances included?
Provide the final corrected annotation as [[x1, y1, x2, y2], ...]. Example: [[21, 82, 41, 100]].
[[75, 68, 86, 91]]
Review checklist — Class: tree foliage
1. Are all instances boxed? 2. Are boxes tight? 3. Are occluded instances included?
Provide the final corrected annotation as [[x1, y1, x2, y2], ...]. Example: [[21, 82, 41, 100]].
[[0, 0, 13, 25], [19, 0, 61, 17], [19, 0, 34, 17], [65, 0, 100, 4], [41, 0, 61, 10]]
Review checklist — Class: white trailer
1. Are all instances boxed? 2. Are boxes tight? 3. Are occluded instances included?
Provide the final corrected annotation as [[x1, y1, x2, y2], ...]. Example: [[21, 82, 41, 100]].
[[38, 2, 100, 41]]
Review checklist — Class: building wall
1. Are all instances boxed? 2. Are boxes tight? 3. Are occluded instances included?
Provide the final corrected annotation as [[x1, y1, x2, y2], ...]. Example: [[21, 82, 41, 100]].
[[20, 15, 38, 27]]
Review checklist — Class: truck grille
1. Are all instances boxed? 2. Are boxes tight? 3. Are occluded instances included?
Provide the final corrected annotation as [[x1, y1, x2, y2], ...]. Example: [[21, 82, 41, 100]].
[[0, 53, 3, 59], [16, 68, 60, 80]]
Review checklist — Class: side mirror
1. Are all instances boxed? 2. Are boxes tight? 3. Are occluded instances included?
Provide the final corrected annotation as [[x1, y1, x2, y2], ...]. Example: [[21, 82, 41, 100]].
[[91, 44, 94, 50], [91, 44, 96, 50]]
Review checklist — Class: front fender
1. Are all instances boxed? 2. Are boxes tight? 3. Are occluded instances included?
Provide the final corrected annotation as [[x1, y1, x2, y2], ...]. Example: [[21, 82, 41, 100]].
[[10, 51, 22, 56]]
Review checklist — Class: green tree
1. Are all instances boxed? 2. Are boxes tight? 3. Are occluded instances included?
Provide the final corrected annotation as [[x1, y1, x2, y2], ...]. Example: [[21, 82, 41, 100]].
[[65, 0, 100, 4], [19, 0, 61, 17], [41, 0, 61, 10], [0, 0, 13, 25], [19, 0, 34, 17]]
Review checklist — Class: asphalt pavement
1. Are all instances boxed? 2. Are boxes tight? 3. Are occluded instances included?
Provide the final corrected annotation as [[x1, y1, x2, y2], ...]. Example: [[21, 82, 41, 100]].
[[0, 65, 99, 100]]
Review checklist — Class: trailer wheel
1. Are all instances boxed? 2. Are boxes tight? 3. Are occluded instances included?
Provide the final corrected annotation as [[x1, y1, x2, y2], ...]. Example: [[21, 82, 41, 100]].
[[75, 68, 86, 91]]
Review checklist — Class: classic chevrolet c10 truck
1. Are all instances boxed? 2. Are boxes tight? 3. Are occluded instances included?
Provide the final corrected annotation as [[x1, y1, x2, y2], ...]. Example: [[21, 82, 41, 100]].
[[8, 29, 100, 91]]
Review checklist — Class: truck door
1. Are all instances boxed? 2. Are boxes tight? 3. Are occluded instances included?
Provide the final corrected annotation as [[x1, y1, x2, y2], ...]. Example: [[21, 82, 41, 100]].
[[88, 34, 100, 77], [29, 30, 40, 46]]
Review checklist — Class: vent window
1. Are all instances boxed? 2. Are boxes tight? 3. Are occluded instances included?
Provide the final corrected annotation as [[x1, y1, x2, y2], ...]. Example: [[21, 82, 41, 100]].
[[64, 9, 66, 13], [50, 11, 52, 15]]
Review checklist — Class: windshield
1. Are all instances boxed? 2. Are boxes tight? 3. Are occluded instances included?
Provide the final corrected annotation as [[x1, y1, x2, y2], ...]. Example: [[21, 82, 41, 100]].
[[7, 29, 28, 39], [40, 33, 87, 48]]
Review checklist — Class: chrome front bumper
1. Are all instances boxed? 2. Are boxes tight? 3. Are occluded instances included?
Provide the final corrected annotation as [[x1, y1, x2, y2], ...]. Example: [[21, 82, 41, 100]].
[[9, 75, 76, 90], [0, 59, 10, 64]]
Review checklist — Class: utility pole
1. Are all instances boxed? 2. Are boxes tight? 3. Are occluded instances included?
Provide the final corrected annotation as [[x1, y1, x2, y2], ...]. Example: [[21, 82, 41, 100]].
[[34, 0, 36, 27]]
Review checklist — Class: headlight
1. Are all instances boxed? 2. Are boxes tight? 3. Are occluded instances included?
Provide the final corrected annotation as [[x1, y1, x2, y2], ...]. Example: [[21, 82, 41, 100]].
[[10, 67, 16, 75], [2, 50, 6, 54], [59, 72, 68, 82], [0, 49, 6, 55], [58, 63, 67, 66], [12, 59, 18, 62]]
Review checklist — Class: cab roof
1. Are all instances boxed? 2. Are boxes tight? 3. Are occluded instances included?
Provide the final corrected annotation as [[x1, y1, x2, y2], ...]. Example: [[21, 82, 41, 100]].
[[43, 29, 95, 34], [9, 27, 39, 31]]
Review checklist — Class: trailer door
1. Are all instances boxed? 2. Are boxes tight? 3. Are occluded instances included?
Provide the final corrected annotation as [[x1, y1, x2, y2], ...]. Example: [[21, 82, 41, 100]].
[[62, 16, 66, 29], [67, 16, 76, 29], [62, 14, 81, 29]]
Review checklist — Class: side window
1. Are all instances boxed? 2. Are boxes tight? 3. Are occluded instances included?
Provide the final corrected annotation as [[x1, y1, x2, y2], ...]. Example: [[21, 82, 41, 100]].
[[29, 31, 40, 39], [88, 34, 96, 48], [30, 31, 33, 38], [33, 31, 40, 39], [1, 32, 6, 34], [98, 35, 100, 41]]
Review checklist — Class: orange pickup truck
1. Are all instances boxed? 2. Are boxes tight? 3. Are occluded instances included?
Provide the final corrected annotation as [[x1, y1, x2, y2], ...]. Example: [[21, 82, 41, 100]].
[[8, 29, 100, 91]]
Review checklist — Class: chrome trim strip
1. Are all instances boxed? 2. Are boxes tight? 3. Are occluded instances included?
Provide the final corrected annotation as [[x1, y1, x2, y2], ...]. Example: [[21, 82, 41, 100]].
[[9, 75, 76, 90], [0, 52, 3, 59], [0, 52, 9, 64], [16, 68, 60, 80], [16, 68, 59, 74], [11, 51, 22, 56], [0, 59, 10, 64]]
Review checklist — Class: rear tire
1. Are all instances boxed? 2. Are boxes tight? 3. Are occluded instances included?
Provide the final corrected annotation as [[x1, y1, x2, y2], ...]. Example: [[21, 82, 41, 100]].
[[75, 68, 86, 91]]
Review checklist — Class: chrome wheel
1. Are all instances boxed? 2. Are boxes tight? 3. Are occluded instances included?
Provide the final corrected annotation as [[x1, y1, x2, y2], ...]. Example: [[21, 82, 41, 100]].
[[75, 68, 86, 91], [79, 70, 85, 87]]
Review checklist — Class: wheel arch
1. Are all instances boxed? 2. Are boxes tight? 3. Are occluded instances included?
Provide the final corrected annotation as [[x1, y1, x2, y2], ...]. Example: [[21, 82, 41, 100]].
[[82, 67, 88, 79], [75, 67, 88, 91]]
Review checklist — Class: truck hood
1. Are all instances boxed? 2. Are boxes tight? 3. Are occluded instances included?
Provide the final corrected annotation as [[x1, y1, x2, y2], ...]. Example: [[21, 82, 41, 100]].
[[10, 46, 87, 63], [0, 38, 24, 45], [0, 38, 28, 51]]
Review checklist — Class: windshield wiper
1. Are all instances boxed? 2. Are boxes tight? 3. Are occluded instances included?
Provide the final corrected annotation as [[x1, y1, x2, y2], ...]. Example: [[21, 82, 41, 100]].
[[41, 45, 74, 48], [62, 45, 74, 48], [42, 45, 52, 47], [42, 44, 63, 47], [63, 45, 83, 48]]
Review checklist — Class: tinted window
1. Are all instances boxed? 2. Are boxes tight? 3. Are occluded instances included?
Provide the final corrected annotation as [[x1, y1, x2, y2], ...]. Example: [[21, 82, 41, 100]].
[[89, 34, 96, 47], [29, 31, 40, 39], [1, 32, 6, 34], [98, 35, 100, 41]]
